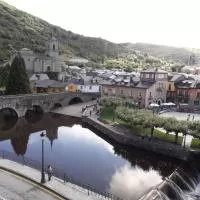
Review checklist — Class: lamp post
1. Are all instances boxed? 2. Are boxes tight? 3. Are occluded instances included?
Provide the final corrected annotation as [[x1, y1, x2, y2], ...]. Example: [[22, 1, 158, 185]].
[[40, 132, 46, 184]]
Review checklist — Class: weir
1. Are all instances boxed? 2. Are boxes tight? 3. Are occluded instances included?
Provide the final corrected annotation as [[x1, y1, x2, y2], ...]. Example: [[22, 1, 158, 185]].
[[139, 166, 200, 200]]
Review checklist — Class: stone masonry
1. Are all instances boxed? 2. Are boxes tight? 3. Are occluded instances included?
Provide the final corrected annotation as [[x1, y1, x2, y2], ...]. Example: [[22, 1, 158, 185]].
[[0, 92, 99, 117]]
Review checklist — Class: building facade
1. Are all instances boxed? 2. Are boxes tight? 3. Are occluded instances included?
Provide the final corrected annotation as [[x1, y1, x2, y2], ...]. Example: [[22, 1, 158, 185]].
[[101, 69, 168, 108], [20, 36, 65, 74]]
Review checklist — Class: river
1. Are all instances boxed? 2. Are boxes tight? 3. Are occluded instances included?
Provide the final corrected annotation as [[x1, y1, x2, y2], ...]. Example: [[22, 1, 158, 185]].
[[0, 112, 198, 200]]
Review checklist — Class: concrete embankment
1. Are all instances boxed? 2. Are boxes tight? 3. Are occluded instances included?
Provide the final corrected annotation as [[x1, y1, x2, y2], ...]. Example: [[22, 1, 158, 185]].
[[82, 116, 193, 161]]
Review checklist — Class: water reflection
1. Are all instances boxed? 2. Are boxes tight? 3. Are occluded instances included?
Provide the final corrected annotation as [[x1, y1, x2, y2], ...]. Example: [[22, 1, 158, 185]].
[[114, 147, 181, 177], [0, 113, 184, 198], [109, 164, 162, 200], [10, 134, 29, 156]]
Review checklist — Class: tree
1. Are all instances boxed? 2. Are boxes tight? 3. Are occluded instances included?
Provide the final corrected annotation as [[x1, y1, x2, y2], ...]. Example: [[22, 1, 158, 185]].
[[6, 54, 31, 94], [0, 63, 10, 88]]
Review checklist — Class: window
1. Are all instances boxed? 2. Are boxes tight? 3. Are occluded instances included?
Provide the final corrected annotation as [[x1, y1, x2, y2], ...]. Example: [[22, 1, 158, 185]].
[[149, 92, 152, 96], [194, 100, 199, 105], [197, 92, 200, 98], [168, 84, 172, 91], [145, 73, 149, 78], [46, 66, 50, 72], [89, 86, 92, 90], [53, 44, 55, 50]]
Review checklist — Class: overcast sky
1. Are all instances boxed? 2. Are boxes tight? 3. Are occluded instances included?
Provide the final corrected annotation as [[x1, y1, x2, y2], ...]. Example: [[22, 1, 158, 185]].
[[3, 0, 200, 48]]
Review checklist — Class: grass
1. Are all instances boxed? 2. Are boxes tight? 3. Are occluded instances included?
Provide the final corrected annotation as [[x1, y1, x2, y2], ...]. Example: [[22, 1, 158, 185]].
[[191, 138, 200, 149], [100, 106, 183, 145], [100, 106, 115, 122]]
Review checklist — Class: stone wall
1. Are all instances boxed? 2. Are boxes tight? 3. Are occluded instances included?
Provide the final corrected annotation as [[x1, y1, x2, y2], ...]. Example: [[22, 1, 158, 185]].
[[82, 116, 192, 161], [0, 92, 100, 117]]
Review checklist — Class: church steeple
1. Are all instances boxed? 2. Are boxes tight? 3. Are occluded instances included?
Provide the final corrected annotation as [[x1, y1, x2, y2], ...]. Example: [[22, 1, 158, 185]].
[[46, 33, 59, 58]]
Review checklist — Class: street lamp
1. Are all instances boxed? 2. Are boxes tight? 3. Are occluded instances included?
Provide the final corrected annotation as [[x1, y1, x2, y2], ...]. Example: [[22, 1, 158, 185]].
[[40, 132, 46, 184]]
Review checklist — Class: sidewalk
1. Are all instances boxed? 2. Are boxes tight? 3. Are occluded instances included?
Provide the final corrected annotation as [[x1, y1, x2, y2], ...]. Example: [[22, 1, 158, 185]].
[[0, 169, 59, 200], [0, 159, 108, 200]]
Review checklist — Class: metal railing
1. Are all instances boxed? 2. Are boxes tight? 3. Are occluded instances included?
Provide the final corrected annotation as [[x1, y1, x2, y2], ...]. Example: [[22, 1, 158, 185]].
[[0, 150, 122, 200]]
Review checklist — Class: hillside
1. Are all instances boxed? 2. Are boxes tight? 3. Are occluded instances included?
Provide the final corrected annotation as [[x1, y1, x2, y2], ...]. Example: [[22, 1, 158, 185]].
[[124, 43, 199, 65], [0, 0, 197, 70], [0, 0, 173, 70]]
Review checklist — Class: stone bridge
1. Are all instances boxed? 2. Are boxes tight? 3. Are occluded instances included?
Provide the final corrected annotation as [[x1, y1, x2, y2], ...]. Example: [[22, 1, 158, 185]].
[[0, 92, 100, 117]]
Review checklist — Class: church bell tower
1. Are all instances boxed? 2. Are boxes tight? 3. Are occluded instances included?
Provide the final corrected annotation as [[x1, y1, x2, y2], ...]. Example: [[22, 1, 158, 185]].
[[47, 34, 59, 58]]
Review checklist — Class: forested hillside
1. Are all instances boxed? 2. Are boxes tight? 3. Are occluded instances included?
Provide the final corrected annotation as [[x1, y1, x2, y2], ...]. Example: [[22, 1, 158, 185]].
[[0, 0, 198, 70]]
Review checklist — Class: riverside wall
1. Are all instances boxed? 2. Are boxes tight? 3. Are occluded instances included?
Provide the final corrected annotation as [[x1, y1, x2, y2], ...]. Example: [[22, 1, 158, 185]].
[[82, 116, 193, 161]]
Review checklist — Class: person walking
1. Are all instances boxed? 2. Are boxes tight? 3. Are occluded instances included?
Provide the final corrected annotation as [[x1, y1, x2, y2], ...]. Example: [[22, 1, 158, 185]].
[[47, 165, 53, 181]]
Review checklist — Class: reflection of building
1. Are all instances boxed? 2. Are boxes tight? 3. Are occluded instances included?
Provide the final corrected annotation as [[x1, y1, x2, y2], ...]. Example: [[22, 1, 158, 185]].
[[46, 128, 58, 150], [10, 134, 29, 155]]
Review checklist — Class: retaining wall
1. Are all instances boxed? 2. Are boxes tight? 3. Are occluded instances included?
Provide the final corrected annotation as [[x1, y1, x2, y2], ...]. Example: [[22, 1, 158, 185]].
[[82, 116, 192, 161]]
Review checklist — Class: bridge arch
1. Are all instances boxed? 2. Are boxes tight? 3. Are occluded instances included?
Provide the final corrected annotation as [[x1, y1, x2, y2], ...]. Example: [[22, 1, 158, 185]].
[[68, 97, 83, 105], [53, 103, 62, 109], [25, 105, 44, 124], [0, 107, 18, 131]]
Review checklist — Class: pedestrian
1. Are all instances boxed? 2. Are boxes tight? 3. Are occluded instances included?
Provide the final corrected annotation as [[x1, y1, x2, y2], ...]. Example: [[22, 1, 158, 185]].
[[193, 115, 195, 120], [47, 165, 53, 181], [89, 110, 92, 116]]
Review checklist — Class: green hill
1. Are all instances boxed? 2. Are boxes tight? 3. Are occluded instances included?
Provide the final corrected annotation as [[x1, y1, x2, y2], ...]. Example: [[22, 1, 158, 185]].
[[123, 43, 199, 65], [0, 0, 198, 70]]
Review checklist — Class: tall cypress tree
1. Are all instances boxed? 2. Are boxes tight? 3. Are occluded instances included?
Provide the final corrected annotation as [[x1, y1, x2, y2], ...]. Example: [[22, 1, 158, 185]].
[[6, 54, 31, 94]]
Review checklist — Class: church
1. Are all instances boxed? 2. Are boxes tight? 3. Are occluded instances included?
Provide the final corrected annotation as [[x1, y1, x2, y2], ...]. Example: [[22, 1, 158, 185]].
[[20, 36, 65, 74]]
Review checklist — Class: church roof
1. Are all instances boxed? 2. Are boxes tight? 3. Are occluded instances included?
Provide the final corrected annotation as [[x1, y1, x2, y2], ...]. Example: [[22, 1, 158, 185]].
[[34, 80, 67, 88]]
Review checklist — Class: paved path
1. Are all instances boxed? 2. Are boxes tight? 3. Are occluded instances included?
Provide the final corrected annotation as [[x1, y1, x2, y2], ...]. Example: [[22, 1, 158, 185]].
[[0, 159, 109, 200], [53, 101, 97, 117], [160, 111, 200, 121], [159, 111, 200, 148], [0, 169, 60, 200]]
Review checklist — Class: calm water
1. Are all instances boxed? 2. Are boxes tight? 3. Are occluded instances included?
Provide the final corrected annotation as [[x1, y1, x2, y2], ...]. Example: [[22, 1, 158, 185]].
[[0, 112, 193, 199]]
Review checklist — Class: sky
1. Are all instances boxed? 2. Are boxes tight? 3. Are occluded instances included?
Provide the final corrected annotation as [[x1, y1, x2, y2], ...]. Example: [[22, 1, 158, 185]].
[[3, 0, 200, 48]]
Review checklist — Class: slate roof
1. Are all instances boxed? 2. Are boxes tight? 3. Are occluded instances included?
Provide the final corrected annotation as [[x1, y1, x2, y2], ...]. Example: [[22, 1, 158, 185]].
[[135, 81, 154, 89], [67, 79, 84, 85], [169, 74, 185, 82], [34, 80, 67, 88], [141, 69, 168, 73]]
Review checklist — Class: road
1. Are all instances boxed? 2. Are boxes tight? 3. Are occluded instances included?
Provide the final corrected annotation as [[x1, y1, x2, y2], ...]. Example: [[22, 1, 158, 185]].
[[0, 169, 61, 200], [53, 101, 97, 117]]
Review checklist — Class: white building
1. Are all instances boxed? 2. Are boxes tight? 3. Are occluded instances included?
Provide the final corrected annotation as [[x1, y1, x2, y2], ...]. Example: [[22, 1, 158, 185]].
[[29, 73, 49, 81], [78, 85, 101, 93]]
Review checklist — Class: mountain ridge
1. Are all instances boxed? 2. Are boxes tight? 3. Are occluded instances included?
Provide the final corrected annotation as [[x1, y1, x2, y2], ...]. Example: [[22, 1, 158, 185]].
[[0, 0, 199, 69]]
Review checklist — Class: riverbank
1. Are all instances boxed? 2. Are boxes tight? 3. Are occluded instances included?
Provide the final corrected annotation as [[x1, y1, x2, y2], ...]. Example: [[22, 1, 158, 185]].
[[0, 158, 111, 200], [99, 107, 183, 145], [82, 116, 198, 161]]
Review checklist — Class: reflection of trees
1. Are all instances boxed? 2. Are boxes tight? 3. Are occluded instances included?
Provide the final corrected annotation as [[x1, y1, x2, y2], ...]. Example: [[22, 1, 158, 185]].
[[85, 123, 181, 177], [0, 109, 18, 131], [10, 133, 30, 155], [114, 146, 182, 177]]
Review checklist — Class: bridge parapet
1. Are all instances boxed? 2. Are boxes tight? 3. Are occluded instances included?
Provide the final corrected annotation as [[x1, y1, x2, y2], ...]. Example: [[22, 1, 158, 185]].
[[0, 92, 100, 117]]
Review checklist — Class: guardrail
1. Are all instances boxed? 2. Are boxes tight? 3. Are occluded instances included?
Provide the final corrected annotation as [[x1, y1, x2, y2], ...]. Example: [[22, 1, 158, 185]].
[[0, 150, 122, 200]]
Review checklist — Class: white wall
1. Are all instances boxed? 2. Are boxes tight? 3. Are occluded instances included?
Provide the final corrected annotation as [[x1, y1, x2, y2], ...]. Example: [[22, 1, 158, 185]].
[[78, 85, 101, 93]]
